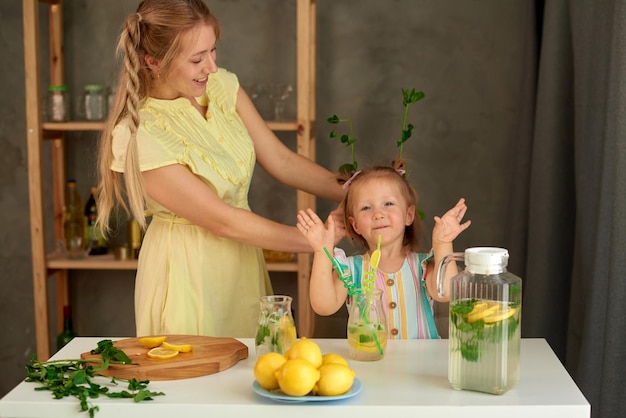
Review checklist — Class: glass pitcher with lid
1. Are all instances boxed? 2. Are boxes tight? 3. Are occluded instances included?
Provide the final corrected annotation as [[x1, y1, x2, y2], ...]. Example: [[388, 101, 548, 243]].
[[436, 247, 522, 395]]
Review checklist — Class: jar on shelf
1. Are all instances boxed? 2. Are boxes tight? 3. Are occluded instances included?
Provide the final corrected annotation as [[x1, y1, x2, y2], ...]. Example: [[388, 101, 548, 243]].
[[81, 84, 107, 121], [46, 84, 69, 122]]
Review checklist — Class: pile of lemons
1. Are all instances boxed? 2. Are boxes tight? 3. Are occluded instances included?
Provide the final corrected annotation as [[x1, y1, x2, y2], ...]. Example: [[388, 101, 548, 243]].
[[254, 337, 356, 397], [139, 336, 193, 359]]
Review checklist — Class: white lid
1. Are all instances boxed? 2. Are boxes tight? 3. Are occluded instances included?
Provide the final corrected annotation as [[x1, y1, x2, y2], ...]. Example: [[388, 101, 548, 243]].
[[464, 247, 508, 274]]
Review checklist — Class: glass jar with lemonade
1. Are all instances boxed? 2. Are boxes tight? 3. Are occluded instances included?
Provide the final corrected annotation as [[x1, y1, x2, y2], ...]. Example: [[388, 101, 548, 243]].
[[437, 247, 522, 395], [347, 289, 387, 361], [255, 295, 297, 356]]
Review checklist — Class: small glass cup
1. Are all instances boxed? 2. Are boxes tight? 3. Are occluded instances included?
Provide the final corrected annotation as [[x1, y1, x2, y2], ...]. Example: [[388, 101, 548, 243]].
[[265, 83, 293, 121], [347, 289, 388, 361], [255, 295, 297, 356]]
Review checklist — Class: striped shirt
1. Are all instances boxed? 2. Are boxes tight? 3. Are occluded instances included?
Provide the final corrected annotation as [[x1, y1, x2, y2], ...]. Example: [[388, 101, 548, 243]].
[[334, 248, 439, 339]]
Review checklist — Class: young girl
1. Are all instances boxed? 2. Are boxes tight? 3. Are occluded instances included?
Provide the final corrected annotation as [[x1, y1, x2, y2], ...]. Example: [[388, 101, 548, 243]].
[[297, 165, 470, 339]]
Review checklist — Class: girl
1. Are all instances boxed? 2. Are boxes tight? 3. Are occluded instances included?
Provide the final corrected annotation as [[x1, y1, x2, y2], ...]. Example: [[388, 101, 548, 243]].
[[297, 165, 470, 338], [97, 0, 345, 338]]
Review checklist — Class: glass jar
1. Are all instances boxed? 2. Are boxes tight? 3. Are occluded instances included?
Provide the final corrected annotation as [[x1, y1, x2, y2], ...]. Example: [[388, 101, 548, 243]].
[[46, 84, 69, 122], [83, 84, 106, 121], [347, 289, 387, 361], [437, 247, 522, 395], [255, 295, 297, 356]]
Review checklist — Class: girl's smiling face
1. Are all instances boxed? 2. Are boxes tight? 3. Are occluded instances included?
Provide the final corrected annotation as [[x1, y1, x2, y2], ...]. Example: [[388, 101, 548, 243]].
[[348, 177, 415, 248], [147, 23, 218, 100]]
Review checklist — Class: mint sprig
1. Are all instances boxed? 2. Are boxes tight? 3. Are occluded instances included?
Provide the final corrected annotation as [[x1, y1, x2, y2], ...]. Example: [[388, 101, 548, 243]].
[[327, 114, 358, 176], [397, 88, 425, 160], [25, 339, 165, 417]]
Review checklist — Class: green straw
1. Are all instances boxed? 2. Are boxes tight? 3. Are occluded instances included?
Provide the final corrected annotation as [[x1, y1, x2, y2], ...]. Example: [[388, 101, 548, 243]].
[[323, 245, 383, 356], [322, 247, 358, 295]]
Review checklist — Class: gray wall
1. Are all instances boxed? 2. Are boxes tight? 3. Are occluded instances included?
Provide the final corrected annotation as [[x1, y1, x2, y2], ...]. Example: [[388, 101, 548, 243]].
[[0, 0, 534, 397]]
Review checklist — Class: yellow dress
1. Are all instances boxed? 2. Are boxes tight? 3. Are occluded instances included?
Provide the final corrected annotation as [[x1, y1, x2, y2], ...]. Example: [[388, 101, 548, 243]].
[[111, 68, 273, 338]]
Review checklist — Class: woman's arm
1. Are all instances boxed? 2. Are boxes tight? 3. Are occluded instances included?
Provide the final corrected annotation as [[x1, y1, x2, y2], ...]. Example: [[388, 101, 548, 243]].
[[142, 164, 314, 253], [236, 87, 345, 203]]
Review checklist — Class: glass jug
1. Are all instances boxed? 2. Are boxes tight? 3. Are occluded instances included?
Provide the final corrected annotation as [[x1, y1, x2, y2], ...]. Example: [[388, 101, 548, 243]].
[[255, 295, 297, 356], [436, 247, 522, 395], [347, 289, 388, 361]]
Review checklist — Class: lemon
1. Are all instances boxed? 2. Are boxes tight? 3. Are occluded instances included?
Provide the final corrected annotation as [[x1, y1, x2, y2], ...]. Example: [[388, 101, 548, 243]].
[[467, 304, 499, 323], [147, 347, 179, 359], [274, 358, 320, 397], [277, 317, 297, 352], [483, 307, 517, 323], [321, 353, 349, 367], [285, 337, 323, 368], [370, 249, 381, 270], [162, 341, 193, 353], [314, 363, 355, 396], [254, 352, 287, 390], [139, 336, 167, 348]]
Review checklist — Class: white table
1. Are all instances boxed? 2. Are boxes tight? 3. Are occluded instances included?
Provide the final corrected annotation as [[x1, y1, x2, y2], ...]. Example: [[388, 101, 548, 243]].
[[0, 338, 590, 418]]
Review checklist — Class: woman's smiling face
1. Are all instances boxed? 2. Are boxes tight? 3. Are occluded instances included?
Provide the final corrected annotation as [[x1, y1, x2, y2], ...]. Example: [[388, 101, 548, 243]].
[[150, 23, 218, 100]]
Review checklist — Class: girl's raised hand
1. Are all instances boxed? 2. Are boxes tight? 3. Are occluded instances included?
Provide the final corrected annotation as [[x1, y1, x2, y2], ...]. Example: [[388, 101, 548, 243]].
[[433, 198, 471, 244], [297, 208, 335, 252]]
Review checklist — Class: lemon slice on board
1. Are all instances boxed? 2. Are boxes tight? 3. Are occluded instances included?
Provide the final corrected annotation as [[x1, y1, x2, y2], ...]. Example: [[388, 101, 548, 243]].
[[139, 336, 167, 348], [162, 341, 193, 353], [147, 347, 179, 359]]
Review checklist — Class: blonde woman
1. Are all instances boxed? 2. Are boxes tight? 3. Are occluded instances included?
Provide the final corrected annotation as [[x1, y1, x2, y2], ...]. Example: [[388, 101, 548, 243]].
[[97, 0, 344, 338]]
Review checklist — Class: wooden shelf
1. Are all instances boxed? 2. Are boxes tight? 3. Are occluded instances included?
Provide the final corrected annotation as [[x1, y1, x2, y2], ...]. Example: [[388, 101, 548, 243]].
[[41, 120, 299, 135], [45, 251, 298, 272]]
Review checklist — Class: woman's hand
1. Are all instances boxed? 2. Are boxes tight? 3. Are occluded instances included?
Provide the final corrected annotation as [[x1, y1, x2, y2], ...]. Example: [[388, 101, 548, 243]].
[[297, 209, 336, 252], [433, 198, 471, 244], [328, 204, 346, 244]]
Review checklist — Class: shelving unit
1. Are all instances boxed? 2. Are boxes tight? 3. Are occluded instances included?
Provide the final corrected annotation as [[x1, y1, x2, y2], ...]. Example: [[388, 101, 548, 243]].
[[23, 0, 318, 360]]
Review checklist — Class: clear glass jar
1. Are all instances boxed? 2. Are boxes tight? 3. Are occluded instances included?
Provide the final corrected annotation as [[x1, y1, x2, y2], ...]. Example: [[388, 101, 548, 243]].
[[46, 84, 69, 122], [437, 247, 522, 395], [347, 289, 388, 361], [255, 295, 297, 356], [83, 84, 106, 121]]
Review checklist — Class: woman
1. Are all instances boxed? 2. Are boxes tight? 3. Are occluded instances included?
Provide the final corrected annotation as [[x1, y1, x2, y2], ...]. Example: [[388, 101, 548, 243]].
[[97, 0, 344, 338]]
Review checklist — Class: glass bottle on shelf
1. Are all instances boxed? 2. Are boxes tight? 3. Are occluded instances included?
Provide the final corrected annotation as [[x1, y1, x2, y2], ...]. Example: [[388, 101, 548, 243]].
[[57, 305, 77, 351], [127, 219, 143, 259], [78, 84, 107, 121], [63, 179, 88, 259], [84, 186, 108, 255], [45, 84, 69, 122]]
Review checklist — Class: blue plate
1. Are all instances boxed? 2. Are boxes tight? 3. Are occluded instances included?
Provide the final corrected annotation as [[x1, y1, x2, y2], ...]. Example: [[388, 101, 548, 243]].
[[252, 378, 362, 403]]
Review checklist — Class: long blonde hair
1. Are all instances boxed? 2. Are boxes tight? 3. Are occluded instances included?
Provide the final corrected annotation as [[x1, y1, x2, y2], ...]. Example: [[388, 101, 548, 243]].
[[96, 0, 220, 237]]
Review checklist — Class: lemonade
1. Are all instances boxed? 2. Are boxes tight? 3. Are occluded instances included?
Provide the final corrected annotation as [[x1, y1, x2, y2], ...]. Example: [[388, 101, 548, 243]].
[[255, 296, 297, 356], [346, 289, 387, 361], [347, 323, 387, 361], [448, 298, 521, 395]]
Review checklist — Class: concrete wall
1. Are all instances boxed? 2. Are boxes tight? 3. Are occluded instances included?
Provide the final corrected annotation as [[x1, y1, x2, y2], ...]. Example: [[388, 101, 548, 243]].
[[0, 0, 535, 397]]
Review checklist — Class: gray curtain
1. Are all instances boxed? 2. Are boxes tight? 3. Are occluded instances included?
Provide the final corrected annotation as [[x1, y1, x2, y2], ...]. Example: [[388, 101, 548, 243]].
[[510, 1, 626, 417]]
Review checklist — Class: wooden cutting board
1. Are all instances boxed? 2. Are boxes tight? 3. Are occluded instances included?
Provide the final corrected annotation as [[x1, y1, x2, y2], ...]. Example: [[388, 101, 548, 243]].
[[80, 335, 248, 381]]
